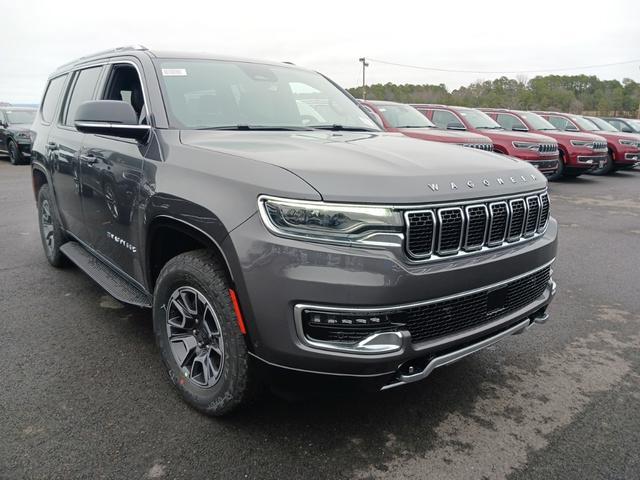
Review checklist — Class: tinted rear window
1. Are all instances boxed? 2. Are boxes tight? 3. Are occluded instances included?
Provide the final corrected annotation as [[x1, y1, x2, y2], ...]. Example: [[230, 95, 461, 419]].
[[41, 75, 67, 123]]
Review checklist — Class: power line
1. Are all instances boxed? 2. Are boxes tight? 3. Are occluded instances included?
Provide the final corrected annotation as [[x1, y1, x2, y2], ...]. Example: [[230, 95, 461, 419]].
[[366, 58, 640, 75]]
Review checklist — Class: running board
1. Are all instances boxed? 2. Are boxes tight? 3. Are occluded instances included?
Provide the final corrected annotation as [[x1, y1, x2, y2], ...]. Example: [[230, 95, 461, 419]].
[[60, 241, 152, 308]]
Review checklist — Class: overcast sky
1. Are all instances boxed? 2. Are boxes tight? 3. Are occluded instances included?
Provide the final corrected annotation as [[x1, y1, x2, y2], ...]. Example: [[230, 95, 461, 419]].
[[1, 0, 639, 103]]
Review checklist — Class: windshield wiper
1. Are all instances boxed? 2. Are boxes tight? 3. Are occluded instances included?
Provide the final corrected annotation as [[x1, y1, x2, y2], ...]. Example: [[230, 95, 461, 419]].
[[309, 124, 378, 132], [396, 125, 429, 129], [477, 126, 503, 130], [197, 125, 312, 131]]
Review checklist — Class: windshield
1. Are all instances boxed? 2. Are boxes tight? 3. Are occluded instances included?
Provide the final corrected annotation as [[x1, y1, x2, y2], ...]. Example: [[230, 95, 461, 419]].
[[374, 103, 434, 128], [570, 115, 600, 131], [628, 119, 640, 132], [586, 117, 618, 132], [519, 112, 556, 131], [155, 59, 379, 131], [5, 110, 36, 125], [459, 109, 502, 129]]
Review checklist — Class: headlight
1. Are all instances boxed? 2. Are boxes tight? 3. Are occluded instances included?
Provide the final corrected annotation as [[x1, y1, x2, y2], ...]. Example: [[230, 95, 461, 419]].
[[512, 141, 540, 151], [618, 139, 639, 147], [570, 140, 593, 147], [258, 196, 403, 246], [16, 132, 31, 140]]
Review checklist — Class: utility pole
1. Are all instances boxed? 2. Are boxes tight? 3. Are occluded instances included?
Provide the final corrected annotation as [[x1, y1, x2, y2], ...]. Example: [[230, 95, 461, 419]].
[[359, 57, 369, 100]]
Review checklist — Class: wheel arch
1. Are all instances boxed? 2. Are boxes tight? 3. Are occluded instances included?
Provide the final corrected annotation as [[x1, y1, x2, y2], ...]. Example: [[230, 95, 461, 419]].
[[145, 215, 235, 291], [31, 164, 49, 199]]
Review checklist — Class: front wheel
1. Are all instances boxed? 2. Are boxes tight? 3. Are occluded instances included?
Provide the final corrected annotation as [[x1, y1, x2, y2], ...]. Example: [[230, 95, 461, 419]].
[[8, 141, 22, 165], [153, 250, 257, 416], [589, 152, 613, 176], [546, 153, 564, 181]]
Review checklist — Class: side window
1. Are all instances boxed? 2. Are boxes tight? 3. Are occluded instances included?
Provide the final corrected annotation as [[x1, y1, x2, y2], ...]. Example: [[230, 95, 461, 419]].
[[102, 64, 147, 123], [564, 120, 579, 131], [61, 67, 102, 126], [547, 116, 568, 131], [40, 75, 68, 124], [432, 110, 460, 129], [497, 113, 526, 131]]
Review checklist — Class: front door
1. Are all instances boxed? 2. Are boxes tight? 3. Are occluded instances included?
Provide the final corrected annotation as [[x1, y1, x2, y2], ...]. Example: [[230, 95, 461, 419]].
[[81, 63, 148, 283]]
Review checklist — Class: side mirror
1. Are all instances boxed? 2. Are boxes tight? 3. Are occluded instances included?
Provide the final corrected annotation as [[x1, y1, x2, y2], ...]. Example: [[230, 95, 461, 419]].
[[447, 122, 466, 130], [74, 100, 149, 141], [511, 125, 528, 132], [621, 126, 633, 133]]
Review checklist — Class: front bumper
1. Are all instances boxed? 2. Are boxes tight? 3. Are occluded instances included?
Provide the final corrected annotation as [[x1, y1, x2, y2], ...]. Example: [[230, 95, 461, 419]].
[[226, 213, 558, 382], [17, 141, 32, 157], [618, 151, 640, 166]]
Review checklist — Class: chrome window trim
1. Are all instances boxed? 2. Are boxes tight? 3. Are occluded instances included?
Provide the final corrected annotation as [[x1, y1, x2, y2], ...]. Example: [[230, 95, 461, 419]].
[[463, 204, 488, 251], [404, 209, 436, 259], [507, 198, 527, 242], [293, 258, 555, 355], [487, 201, 509, 246], [436, 207, 464, 255]]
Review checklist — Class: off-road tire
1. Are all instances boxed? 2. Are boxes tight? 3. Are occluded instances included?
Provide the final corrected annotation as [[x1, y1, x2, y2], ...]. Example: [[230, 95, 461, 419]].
[[153, 249, 257, 416], [37, 184, 68, 267], [8, 140, 22, 165]]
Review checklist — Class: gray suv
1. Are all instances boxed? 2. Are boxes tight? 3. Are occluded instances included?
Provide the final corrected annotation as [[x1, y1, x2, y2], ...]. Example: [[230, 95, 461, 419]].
[[31, 46, 557, 415]]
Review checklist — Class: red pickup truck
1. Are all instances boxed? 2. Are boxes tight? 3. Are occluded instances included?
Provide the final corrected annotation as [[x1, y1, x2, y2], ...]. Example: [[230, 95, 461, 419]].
[[481, 108, 607, 180], [360, 100, 493, 151], [412, 104, 559, 177], [534, 112, 640, 175]]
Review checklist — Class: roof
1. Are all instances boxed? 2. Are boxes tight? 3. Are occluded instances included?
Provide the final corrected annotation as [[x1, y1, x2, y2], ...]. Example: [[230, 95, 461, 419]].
[[52, 45, 308, 77], [0, 106, 37, 111]]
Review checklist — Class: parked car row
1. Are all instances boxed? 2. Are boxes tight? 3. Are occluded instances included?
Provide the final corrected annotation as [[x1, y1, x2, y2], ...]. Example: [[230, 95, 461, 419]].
[[357, 99, 639, 181]]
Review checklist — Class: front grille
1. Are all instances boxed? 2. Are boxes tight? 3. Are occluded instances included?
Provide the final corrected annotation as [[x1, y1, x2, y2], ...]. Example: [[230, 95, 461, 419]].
[[463, 143, 493, 151], [405, 191, 549, 260], [538, 143, 558, 154], [403, 265, 551, 343], [592, 141, 607, 151]]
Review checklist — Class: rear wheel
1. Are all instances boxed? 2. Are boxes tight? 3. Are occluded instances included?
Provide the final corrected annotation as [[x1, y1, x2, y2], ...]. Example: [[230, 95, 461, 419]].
[[153, 250, 257, 416], [8, 141, 22, 165], [589, 152, 613, 176], [37, 184, 68, 267]]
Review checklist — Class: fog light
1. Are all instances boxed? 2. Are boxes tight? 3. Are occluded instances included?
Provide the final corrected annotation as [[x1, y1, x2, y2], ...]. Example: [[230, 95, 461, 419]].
[[300, 309, 405, 345]]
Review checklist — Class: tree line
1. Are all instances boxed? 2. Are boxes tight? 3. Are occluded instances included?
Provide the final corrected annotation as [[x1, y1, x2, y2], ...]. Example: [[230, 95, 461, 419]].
[[347, 75, 640, 116]]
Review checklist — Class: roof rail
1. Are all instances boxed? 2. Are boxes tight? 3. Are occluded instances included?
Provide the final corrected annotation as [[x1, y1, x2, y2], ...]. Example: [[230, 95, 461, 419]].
[[56, 45, 148, 71]]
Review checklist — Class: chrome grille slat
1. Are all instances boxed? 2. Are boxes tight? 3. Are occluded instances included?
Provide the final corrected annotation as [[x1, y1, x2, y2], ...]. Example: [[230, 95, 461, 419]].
[[488, 202, 509, 246], [524, 196, 541, 237], [464, 205, 488, 251], [404, 191, 550, 261], [507, 198, 526, 242], [436, 207, 464, 255], [538, 193, 550, 232], [405, 210, 436, 258]]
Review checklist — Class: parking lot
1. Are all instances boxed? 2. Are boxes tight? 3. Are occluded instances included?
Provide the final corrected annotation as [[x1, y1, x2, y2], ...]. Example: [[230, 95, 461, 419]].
[[1, 159, 639, 479]]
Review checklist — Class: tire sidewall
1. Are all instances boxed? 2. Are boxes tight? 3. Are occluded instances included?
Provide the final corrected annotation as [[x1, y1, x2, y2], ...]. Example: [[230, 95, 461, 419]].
[[548, 152, 564, 181], [9, 141, 20, 165], [153, 258, 248, 414], [37, 184, 66, 266]]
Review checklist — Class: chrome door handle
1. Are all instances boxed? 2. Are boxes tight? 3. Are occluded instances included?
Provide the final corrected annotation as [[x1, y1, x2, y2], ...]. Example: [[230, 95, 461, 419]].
[[80, 154, 98, 164]]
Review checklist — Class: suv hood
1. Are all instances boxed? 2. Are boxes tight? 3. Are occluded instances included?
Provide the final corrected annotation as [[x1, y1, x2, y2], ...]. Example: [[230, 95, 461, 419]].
[[180, 130, 546, 204], [474, 129, 556, 143], [395, 127, 491, 144], [535, 130, 607, 142]]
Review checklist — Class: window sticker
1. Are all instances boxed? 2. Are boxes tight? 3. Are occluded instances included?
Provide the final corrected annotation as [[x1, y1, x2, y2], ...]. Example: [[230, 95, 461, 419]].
[[162, 68, 187, 77]]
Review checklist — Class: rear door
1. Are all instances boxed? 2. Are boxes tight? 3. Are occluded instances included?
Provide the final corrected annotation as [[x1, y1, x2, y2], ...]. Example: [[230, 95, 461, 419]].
[[0, 111, 7, 153], [80, 62, 148, 283], [48, 66, 103, 242]]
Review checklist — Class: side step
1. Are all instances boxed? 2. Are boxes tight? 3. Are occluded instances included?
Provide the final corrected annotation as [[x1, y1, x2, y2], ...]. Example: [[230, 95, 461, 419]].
[[60, 241, 152, 308]]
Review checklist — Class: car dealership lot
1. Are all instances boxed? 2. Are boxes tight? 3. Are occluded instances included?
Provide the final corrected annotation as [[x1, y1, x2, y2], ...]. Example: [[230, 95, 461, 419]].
[[1, 161, 639, 479]]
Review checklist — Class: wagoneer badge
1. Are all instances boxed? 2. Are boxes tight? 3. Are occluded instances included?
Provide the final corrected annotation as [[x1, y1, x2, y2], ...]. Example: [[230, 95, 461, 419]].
[[428, 173, 539, 192]]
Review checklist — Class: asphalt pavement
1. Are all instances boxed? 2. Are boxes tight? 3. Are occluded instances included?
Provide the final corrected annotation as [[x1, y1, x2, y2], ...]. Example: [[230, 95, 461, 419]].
[[1, 159, 639, 480]]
